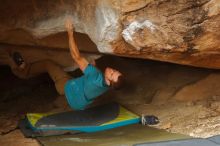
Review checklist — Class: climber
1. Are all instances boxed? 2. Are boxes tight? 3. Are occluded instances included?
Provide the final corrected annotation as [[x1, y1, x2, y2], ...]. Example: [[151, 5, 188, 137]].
[[64, 18, 123, 110], [8, 19, 123, 110]]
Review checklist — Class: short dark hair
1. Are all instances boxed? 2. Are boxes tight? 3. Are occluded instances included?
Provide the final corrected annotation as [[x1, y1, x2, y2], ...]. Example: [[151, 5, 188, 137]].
[[111, 75, 124, 90]]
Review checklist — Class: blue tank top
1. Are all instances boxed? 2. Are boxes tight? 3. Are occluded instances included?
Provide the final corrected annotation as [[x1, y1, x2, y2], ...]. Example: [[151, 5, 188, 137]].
[[64, 64, 109, 110]]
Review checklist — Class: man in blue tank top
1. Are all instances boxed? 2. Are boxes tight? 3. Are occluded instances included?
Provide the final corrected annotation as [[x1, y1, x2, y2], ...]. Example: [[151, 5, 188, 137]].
[[64, 19, 123, 110]]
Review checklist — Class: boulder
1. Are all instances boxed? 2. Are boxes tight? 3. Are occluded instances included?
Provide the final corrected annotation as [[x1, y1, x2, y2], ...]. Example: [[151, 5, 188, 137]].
[[0, 0, 219, 69]]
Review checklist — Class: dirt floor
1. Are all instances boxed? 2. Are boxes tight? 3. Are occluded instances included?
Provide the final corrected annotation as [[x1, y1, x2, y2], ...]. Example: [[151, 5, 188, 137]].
[[0, 55, 220, 146]]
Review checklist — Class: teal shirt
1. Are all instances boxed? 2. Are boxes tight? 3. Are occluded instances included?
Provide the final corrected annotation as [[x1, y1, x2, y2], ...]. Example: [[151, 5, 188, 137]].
[[64, 64, 109, 110]]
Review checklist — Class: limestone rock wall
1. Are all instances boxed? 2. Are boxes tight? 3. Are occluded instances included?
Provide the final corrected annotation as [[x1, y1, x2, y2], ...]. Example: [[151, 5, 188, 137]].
[[0, 0, 220, 69]]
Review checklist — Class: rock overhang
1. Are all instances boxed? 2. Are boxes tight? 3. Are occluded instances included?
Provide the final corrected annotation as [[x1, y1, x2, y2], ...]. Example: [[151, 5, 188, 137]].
[[0, 0, 219, 69]]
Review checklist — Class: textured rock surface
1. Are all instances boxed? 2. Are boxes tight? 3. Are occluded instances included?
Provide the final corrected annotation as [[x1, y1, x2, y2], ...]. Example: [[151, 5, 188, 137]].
[[0, 0, 220, 68]]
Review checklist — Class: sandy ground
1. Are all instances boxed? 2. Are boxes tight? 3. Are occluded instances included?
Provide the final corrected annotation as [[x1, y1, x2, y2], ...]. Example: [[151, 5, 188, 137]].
[[1, 56, 220, 145]]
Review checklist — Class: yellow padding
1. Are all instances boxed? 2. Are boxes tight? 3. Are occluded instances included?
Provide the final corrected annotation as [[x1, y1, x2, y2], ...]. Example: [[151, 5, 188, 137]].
[[27, 106, 139, 127], [27, 113, 54, 126], [101, 106, 139, 126]]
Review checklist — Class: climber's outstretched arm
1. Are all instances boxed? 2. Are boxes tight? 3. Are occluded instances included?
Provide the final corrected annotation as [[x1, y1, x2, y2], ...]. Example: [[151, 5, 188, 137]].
[[65, 19, 88, 72]]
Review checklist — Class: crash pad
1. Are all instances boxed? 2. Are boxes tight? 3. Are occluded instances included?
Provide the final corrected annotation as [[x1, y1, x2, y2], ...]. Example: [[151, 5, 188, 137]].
[[19, 103, 140, 137], [37, 124, 190, 146], [135, 137, 220, 146], [208, 135, 220, 144]]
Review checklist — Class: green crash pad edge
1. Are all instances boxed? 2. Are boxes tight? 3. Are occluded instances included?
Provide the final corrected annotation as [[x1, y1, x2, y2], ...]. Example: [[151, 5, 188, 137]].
[[19, 103, 141, 137]]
